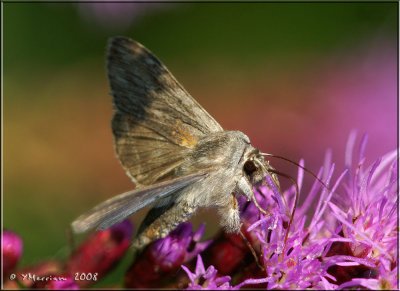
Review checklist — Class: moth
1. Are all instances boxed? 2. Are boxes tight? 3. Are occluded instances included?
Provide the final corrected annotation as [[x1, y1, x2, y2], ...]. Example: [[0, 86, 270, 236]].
[[71, 36, 282, 250]]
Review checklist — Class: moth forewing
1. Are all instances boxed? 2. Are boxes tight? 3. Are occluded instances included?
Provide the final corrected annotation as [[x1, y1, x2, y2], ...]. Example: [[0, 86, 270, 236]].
[[107, 37, 223, 187]]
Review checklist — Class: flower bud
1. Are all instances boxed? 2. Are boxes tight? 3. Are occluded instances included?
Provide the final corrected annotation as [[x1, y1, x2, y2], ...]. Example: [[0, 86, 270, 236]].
[[2, 230, 23, 279], [66, 220, 133, 287]]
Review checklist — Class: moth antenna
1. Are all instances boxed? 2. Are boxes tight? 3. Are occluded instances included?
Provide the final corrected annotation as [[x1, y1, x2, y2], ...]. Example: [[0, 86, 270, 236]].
[[239, 228, 265, 272], [260, 153, 330, 192], [269, 169, 299, 262]]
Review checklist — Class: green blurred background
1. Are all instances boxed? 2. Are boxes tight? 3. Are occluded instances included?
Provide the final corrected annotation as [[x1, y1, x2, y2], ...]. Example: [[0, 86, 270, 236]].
[[3, 2, 397, 286]]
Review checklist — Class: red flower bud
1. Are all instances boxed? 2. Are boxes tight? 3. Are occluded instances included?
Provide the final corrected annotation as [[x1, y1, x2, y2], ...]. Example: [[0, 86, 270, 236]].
[[66, 220, 133, 287]]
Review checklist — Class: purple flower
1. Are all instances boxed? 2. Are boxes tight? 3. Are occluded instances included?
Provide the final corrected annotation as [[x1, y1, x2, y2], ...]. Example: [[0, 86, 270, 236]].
[[337, 263, 398, 290], [182, 255, 268, 290], [182, 255, 233, 290], [326, 133, 398, 288], [2, 230, 23, 279], [238, 186, 274, 226], [125, 222, 211, 288], [149, 222, 211, 270], [183, 133, 398, 290], [248, 135, 397, 289], [246, 186, 340, 289]]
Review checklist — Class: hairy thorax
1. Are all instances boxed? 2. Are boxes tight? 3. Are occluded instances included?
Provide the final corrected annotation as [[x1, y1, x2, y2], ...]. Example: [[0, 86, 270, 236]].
[[188, 130, 251, 170], [175, 131, 256, 208]]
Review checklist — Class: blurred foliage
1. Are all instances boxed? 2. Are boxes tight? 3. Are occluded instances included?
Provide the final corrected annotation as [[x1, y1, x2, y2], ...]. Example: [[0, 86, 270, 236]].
[[5, 3, 396, 80], [3, 2, 397, 287]]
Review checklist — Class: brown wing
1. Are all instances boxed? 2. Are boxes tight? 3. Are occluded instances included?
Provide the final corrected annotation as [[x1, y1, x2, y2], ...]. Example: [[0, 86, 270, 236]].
[[107, 37, 223, 186]]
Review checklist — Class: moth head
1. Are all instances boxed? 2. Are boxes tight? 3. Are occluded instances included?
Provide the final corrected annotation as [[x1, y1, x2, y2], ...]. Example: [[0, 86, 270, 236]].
[[243, 151, 280, 189]]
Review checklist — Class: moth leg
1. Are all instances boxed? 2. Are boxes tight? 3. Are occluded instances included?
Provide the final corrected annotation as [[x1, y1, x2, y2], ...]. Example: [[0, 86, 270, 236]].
[[219, 193, 241, 233], [236, 176, 253, 201], [133, 201, 197, 250], [236, 176, 268, 215]]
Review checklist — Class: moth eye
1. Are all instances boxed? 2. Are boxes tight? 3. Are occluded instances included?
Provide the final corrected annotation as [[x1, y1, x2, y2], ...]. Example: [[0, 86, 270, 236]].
[[243, 160, 257, 177]]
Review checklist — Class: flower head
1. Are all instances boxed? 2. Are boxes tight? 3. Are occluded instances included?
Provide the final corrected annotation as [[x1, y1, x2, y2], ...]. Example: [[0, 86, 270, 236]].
[[182, 133, 398, 290], [125, 222, 211, 288], [149, 222, 210, 270], [182, 255, 269, 290], [325, 133, 398, 287], [182, 255, 233, 290]]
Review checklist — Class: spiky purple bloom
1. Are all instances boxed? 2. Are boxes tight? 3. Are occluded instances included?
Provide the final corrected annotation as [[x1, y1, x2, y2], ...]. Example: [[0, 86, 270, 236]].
[[248, 135, 397, 289], [181, 134, 398, 290], [243, 162, 347, 289], [327, 133, 398, 289], [2, 230, 23, 278], [182, 255, 233, 290], [150, 222, 211, 270], [182, 255, 268, 290], [125, 222, 211, 288]]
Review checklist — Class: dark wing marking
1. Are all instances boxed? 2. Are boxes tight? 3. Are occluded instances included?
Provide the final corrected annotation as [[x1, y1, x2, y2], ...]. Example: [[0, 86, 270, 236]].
[[107, 37, 222, 185], [71, 173, 206, 233]]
